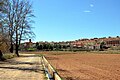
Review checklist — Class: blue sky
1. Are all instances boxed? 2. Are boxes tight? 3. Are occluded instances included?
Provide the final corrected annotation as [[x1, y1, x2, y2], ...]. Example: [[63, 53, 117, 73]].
[[31, 0, 120, 42]]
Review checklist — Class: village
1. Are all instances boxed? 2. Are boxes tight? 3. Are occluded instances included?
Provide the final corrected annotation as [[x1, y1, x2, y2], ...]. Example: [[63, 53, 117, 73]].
[[20, 36, 120, 51]]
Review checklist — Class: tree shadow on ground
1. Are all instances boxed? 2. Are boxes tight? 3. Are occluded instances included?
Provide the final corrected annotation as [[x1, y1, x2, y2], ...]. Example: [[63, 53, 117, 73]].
[[0, 66, 42, 73], [19, 54, 38, 57], [0, 54, 43, 73]]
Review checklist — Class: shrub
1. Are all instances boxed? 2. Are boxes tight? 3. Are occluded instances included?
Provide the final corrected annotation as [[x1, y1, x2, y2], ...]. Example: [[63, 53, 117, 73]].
[[27, 48, 36, 51]]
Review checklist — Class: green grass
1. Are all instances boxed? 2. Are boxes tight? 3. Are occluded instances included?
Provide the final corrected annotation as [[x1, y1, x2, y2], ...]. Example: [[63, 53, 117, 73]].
[[107, 50, 120, 54], [27, 48, 36, 51], [38, 54, 44, 57], [3, 53, 16, 59], [88, 50, 120, 54]]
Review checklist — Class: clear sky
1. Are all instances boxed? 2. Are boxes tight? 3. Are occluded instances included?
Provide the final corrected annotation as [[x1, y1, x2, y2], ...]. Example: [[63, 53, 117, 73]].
[[31, 0, 120, 42]]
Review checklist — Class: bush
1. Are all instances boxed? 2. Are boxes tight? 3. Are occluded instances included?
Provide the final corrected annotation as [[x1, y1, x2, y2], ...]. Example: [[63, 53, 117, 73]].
[[27, 48, 36, 51]]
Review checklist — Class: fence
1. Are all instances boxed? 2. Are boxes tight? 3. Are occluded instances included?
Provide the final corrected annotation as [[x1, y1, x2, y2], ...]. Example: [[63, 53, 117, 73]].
[[42, 56, 62, 80]]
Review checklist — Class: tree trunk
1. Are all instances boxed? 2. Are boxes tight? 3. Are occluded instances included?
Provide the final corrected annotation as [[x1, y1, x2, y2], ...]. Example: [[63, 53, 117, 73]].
[[10, 42, 13, 53], [15, 43, 19, 57], [15, 30, 19, 57], [0, 50, 5, 61], [0, 50, 3, 60], [10, 34, 13, 53]]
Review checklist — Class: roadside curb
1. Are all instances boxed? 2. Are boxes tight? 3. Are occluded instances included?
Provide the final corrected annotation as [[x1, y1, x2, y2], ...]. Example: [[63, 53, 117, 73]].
[[41, 56, 62, 80]]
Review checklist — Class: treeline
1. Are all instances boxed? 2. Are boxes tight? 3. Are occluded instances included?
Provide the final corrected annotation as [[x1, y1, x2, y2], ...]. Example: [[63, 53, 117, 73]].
[[33, 42, 110, 52], [23, 41, 108, 52], [35, 42, 70, 51]]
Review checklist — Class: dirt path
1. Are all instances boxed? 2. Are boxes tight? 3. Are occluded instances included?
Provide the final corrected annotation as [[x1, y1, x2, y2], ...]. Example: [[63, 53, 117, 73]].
[[0, 54, 45, 80]]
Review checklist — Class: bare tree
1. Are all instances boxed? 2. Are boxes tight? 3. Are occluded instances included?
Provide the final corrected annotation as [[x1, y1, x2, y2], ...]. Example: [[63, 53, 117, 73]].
[[6, 0, 35, 56]]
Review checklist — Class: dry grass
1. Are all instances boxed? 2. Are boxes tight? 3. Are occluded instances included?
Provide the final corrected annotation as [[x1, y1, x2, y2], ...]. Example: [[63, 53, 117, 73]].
[[3, 53, 16, 59]]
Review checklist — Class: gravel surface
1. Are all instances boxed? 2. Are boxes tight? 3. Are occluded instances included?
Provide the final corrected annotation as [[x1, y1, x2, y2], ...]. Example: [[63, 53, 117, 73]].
[[0, 54, 44, 80]]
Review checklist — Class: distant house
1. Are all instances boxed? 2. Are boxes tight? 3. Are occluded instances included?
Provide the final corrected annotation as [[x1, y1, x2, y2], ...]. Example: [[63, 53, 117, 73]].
[[71, 36, 120, 50], [24, 39, 33, 50], [104, 38, 120, 47]]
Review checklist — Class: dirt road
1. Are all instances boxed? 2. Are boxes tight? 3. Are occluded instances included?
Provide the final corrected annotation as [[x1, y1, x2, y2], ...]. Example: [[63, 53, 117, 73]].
[[0, 54, 44, 80]]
